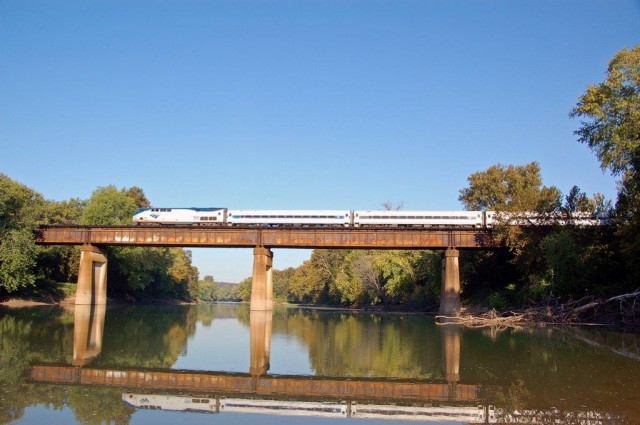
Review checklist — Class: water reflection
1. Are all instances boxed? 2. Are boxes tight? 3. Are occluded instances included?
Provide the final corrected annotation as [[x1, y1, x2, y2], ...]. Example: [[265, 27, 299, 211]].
[[72, 303, 105, 366], [249, 310, 272, 376], [1, 303, 639, 424], [121, 393, 493, 422]]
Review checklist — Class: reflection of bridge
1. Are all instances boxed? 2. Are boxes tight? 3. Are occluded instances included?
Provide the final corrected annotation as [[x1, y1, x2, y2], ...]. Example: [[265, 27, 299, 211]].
[[68, 304, 464, 384], [31, 365, 480, 404], [33, 304, 474, 404], [36, 225, 498, 313]]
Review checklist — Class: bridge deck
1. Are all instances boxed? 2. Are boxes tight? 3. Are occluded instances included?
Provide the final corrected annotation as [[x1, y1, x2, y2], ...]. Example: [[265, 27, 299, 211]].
[[35, 225, 497, 249]]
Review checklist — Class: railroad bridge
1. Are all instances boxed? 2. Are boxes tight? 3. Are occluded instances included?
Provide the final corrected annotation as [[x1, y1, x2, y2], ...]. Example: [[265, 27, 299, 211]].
[[35, 225, 498, 314]]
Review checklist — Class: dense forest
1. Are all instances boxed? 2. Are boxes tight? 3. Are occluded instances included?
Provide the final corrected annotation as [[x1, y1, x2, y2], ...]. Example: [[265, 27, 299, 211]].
[[1, 46, 639, 314]]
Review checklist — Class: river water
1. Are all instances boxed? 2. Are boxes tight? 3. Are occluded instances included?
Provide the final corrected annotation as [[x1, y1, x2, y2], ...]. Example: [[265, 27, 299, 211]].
[[1, 303, 639, 424]]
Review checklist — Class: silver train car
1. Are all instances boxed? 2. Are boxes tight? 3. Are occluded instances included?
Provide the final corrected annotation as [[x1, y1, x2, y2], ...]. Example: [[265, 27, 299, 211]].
[[132, 207, 496, 228]]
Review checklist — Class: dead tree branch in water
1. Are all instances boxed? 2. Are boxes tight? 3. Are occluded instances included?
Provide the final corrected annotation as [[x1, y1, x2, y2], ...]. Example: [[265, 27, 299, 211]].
[[436, 290, 640, 329]]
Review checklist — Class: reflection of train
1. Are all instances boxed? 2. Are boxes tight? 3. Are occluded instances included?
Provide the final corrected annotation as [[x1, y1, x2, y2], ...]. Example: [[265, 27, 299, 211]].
[[122, 393, 494, 422], [123, 393, 219, 413], [132, 207, 604, 228]]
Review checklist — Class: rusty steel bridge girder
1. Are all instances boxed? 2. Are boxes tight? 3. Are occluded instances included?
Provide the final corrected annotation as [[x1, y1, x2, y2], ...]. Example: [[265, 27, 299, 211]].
[[35, 225, 497, 249]]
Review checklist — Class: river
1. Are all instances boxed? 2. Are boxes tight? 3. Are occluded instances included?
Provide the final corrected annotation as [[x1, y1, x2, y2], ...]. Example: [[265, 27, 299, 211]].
[[1, 303, 639, 424]]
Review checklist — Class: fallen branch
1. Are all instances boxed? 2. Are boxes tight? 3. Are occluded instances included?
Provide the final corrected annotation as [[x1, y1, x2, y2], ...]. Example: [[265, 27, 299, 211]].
[[436, 290, 640, 329], [565, 290, 640, 320]]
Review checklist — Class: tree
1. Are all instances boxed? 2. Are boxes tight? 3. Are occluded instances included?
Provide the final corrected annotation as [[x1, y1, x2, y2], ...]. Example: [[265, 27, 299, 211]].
[[571, 45, 640, 287], [0, 229, 38, 291], [81, 186, 138, 226], [459, 162, 561, 213], [458, 163, 564, 304], [570, 45, 640, 178], [382, 201, 404, 211], [0, 175, 47, 292], [197, 275, 217, 301], [126, 186, 151, 209]]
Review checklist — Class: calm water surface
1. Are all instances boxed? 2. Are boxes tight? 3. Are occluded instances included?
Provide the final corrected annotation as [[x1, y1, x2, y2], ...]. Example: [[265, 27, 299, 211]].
[[1, 303, 639, 424]]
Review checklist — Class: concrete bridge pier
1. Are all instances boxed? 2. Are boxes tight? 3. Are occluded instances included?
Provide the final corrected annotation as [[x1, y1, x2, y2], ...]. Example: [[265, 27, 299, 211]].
[[440, 248, 461, 316], [76, 244, 108, 305], [73, 303, 106, 366], [249, 310, 273, 376], [250, 247, 274, 311]]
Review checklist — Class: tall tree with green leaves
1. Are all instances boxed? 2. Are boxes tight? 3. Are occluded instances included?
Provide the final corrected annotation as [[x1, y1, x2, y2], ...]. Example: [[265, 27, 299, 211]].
[[0, 175, 47, 292], [458, 163, 564, 304], [570, 45, 640, 286]]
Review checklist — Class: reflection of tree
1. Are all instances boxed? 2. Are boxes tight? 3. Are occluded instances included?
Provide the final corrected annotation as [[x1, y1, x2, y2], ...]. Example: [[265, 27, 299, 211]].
[[93, 306, 197, 368], [269, 309, 443, 379], [66, 387, 134, 425], [463, 327, 640, 420], [0, 307, 70, 422]]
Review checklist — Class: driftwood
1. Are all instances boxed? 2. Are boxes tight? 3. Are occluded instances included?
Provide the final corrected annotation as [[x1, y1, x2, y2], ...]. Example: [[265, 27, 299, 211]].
[[564, 290, 640, 319], [437, 290, 640, 329]]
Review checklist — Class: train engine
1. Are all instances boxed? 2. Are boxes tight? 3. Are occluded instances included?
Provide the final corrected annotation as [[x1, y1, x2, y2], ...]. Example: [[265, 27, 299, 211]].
[[132, 207, 227, 225]]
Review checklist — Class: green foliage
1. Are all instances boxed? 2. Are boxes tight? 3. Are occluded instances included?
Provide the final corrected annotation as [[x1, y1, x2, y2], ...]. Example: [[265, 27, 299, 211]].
[[457, 161, 621, 307], [107, 247, 199, 300], [0, 173, 47, 232], [0, 229, 38, 292], [273, 267, 296, 301], [570, 45, 640, 178], [459, 162, 561, 213], [0, 175, 46, 292], [335, 251, 379, 305], [81, 185, 138, 225], [571, 45, 640, 289], [236, 277, 252, 301], [283, 249, 440, 308], [487, 292, 507, 310], [542, 230, 584, 298], [288, 250, 348, 304], [197, 275, 217, 301]]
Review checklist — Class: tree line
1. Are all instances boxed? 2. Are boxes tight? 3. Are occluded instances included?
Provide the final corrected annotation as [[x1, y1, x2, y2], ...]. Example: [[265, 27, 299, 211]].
[[0, 180, 201, 301]]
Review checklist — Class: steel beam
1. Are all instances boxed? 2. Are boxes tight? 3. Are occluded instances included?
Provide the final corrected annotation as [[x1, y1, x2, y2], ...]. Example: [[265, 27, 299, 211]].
[[36, 226, 496, 249]]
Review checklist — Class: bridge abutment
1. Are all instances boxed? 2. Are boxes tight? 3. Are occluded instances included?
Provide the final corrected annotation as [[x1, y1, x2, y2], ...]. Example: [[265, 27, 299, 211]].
[[76, 244, 108, 305], [250, 247, 274, 311], [440, 248, 461, 316]]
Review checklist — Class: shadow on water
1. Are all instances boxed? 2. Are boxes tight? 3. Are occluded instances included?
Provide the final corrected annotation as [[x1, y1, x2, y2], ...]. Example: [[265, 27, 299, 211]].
[[1, 303, 640, 423]]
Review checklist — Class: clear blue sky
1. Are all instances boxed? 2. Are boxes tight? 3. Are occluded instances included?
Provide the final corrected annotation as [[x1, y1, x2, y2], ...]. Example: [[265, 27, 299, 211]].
[[1, 0, 639, 282]]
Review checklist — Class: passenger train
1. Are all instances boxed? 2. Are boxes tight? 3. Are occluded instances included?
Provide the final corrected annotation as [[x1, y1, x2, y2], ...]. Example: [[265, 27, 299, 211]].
[[132, 207, 604, 228]]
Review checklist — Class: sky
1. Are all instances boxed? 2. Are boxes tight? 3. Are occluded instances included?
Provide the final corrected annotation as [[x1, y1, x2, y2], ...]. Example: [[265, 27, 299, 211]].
[[1, 0, 639, 282]]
